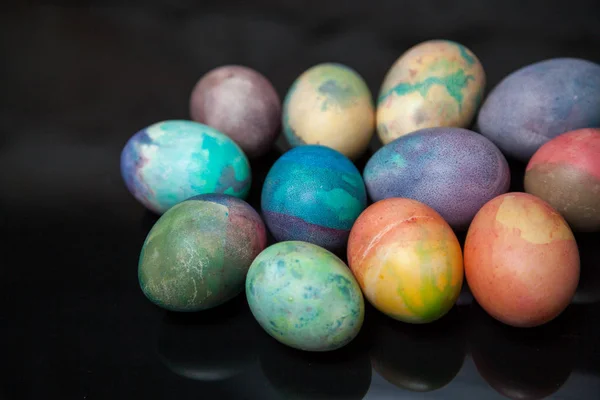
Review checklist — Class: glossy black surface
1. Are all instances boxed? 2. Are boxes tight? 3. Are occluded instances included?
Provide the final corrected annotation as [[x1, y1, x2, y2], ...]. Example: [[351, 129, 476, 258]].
[[2, 2, 600, 399]]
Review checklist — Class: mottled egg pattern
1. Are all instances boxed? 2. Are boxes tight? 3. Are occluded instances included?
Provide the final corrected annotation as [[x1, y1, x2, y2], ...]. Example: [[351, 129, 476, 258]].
[[377, 40, 485, 144], [262, 145, 367, 251], [348, 198, 463, 324], [283, 63, 374, 160], [139, 194, 267, 312], [363, 127, 510, 230], [246, 241, 364, 351], [525, 128, 600, 232], [121, 120, 251, 214], [477, 58, 600, 161], [190, 65, 281, 158], [465, 193, 579, 327]]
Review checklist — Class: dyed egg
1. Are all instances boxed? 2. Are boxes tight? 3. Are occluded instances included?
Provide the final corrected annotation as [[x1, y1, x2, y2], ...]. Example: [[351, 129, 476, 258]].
[[283, 63, 374, 160], [246, 241, 365, 351], [363, 127, 510, 230], [525, 128, 600, 232], [347, 198, 463, 324], [464, 193, 580, 327], [189, 65, 281, 158], [261, 145, 367, 251], [138, 194, 267, 311], [377, 40, 485, 144], [477, 58, 600, 162], [121, 120, 251, 214]]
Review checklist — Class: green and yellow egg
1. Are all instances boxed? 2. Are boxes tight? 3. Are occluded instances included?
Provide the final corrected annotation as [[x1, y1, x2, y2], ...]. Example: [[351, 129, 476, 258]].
[[377, 40, 485, 144]]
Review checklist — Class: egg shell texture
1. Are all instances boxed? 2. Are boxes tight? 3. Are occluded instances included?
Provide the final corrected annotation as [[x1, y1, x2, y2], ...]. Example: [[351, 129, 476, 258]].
[[347, 198, 463, 323], [121, 120, 251, 214], [189, 65, 281, 158], [261, 145, 367, 251], [464, 193, 580, 327], [246, 241, 365, 351], [139, 194, 267, 311], [477, 58, 600, 162], [377, 40, 485, 144], [525, 128, 600, 231], [364, 127, 510, 230], [283, 63, 374, 159]]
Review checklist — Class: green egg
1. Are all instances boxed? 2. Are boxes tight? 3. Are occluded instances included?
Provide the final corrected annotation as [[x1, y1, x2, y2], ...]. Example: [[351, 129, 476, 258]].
[[246, 241, 365, 351], [138, 194, 267, 312]]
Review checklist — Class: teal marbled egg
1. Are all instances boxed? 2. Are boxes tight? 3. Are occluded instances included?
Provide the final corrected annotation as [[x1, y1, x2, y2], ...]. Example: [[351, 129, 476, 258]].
[[246, 241, 365, 351], [121, 120, 251, 214]]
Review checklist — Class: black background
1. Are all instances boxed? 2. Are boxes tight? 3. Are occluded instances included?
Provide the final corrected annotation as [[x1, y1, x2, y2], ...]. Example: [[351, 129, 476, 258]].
[[1, 1, 600, 399]]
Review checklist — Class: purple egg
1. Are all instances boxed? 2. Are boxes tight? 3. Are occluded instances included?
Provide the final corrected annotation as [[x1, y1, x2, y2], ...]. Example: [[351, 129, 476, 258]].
[[190, 65, 281, 158], [363, 127, 510, 230], [477, 58, 600, 162]]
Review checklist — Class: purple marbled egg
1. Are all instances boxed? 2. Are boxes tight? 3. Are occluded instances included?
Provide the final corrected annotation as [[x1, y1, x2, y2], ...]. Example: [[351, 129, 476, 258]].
[[190, 65, 281, 158], [477, 58, 600, 162], [363, 127, 510, 230]]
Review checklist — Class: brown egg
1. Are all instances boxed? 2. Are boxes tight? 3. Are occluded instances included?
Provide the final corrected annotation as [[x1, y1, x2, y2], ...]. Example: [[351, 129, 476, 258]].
[[524, 128, 600, 232], [190, 65, 281, 158], [464, 193, 579, 328]]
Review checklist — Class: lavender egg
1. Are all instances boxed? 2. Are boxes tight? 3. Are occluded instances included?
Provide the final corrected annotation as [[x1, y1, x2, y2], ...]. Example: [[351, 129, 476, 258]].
[[363, 127, 510, 230], [477, 58, 600, 162], [190, 65, 281, 158]]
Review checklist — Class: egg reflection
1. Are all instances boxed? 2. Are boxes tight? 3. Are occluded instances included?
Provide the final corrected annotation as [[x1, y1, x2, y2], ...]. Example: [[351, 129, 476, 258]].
[[369, 308, 466, 392], [156, 295, 260, 381], [259, 331, 372, 399], [469, 304, 576, 399], [572, 231, 600, 305]]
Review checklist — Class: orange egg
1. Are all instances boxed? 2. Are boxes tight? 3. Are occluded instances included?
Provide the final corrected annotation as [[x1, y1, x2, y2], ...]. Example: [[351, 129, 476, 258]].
[[464, 192, 580, 327], [347, 198, 463, 323]]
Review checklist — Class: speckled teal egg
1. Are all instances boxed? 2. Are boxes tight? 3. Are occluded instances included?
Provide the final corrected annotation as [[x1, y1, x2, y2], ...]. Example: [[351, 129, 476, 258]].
[[246, 241, 365, 351]]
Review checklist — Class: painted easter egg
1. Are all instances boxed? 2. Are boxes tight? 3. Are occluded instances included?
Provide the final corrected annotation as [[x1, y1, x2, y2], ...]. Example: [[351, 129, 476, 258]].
[[246, 241, 365, 351], [189, 65, 281, 158], [477, 58, 600, 162], [138, 194, 267, 312], [525, 128, 600, 232], [347, 198, 463, 324], [283, 63, 374, 160], [464, 193, 580, 327], [377, 40, 485, 144], [363, 127, 510, 230], [121, 120, 251, 214], [261, 145, 367, 251]]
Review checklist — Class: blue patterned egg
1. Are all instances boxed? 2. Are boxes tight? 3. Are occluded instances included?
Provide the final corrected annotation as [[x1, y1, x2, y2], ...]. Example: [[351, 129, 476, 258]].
[[261, 145, 367, 251]]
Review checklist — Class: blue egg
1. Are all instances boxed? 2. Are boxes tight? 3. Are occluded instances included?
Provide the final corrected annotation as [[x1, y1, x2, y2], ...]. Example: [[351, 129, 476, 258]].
[[121, 120, 251, 214], [261, 145, 367, 251], [477, 58, 600, 161]]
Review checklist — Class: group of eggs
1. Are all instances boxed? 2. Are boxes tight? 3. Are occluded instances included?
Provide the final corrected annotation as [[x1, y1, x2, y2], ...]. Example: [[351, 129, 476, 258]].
[[121, 39, 600, 352]]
